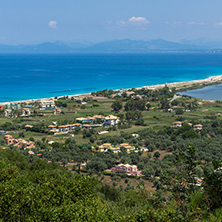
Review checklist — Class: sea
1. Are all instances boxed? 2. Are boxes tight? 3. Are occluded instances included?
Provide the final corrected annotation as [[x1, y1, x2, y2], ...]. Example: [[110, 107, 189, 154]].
[[1, 53, 222, 103]]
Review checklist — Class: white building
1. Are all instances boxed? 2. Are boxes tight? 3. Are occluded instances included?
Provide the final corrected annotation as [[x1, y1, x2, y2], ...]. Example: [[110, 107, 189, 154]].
[[103, 115, 119, 126]]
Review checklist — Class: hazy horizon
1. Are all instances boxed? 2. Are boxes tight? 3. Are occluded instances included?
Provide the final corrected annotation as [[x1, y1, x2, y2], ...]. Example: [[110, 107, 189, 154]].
[[1, 0, 222, 45]]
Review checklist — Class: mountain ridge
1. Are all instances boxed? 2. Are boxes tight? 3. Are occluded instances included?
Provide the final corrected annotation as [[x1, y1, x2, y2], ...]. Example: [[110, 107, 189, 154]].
[[0, 39, 220, 53]]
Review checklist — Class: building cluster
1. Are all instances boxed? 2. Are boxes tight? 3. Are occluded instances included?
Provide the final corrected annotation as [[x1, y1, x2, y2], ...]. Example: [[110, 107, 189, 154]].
[[48, 114, 120, 134], [98, 143, 135, 154], [111, 164, 142, 176], [172, 122, 203, 131], [76, 114, 119, 126], [5, 103, 21, 110], [39, 99, 56, 109], [4, 135, 35, 149], [49, 123, 92, 133]]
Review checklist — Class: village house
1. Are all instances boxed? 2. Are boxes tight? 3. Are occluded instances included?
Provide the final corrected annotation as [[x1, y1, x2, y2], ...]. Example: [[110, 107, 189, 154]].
[[109, 147, 120, 154], [4, 109, 12, 118], [193, 124, 203, 131], [21, 108, 31, 116], [103, 115, 119, 126], [133, 95, 143, 99], [25, 125, 33, 129], [4, 135, 35, 149], [172, 121, 182, 128], [5, 103, 21, 110], [98, 143, 111, 152], [28, 150, 35, 155], [120, 143, 135, 153], [111, 164, 142, 176], [98, 145, 105, 152], [54, 107, 62, 115], [39, 100, 55, 109], [126, 91, 135, 97]]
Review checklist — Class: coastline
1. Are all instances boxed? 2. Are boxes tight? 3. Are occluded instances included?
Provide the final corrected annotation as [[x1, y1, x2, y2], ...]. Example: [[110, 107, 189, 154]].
[[1, 75, 222, 105]]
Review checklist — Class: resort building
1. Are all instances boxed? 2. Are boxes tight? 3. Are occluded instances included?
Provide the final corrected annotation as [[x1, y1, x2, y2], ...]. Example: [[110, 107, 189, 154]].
[[82, 124, 92, 129], [93, 115, 105, 121], [172, 121, 182, 128], [57, 123, 82, 133], [111, 164, 142, 176], [193, 124, 203, 131], [58, 125, 69, 132], [48, 125, 57, 131]]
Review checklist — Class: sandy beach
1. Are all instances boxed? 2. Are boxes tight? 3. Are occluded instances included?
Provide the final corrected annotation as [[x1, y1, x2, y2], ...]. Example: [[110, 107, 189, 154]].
[[142, 75, 222, 90], [1, 75, 222, 105]]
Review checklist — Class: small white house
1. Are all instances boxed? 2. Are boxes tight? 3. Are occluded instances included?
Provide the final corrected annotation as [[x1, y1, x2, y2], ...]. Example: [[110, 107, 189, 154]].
[[193, 124, 203, 131], [172, 121, 182, 128], [103, 115, 119, 126]]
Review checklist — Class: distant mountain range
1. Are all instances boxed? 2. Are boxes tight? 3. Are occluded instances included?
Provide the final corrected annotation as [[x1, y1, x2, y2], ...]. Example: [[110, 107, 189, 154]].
[[0, 39, 222, 53]]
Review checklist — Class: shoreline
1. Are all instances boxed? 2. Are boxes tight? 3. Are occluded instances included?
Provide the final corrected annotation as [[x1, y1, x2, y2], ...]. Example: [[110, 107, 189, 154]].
[[1, 75, 222, 105]]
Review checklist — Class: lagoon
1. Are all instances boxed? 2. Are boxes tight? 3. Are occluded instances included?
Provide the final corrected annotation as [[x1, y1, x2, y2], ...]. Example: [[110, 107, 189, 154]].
[[178, 84, 222, 100]]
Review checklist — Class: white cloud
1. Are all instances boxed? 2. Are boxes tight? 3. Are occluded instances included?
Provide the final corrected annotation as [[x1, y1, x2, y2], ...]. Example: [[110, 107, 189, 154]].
[[117, 20, 126, 25], [215, 22, 222, 26], [188, 21, 205, 25], [128, 16, 149, 25], [0, 36, 7, 40], [48, 20, 57, 29], [166, 21, 183, 27], [114, 16, 149, 28]]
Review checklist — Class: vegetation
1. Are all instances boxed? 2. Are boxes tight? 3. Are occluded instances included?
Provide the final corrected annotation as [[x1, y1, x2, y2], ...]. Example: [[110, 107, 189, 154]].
[[1, 85, 222, 220]]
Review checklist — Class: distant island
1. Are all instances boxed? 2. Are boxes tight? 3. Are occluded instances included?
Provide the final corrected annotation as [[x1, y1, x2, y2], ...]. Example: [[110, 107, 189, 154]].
[[2, 39, 222, 53]]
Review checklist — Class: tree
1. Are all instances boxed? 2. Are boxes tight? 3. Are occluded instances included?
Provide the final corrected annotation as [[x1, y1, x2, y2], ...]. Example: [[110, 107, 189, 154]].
[[19, 132, 25, 138], [111, 100, 122, 112], [86, 160, 108, 172], [203, 160, 222, 210], [176, 108, 184, 115], [161, 145, 198, 220], [160, 98, 170, 110], [142, 166, 154, 177], [153, 151, 161, 159]]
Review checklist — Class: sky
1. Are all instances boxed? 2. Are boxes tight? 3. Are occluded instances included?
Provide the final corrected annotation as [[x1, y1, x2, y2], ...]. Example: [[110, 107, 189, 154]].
[[1, 0, 222, 44]]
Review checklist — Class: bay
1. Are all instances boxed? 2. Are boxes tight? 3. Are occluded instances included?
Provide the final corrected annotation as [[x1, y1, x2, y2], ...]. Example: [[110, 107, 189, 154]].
[[1, 53, 222, 102]]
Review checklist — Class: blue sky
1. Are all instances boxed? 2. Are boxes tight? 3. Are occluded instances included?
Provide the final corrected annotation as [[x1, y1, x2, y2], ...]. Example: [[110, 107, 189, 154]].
[[1, 0, 222, 44]]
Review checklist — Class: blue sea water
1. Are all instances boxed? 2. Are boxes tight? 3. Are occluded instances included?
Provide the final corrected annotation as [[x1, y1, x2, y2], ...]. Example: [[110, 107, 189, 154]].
[[1, 53, 222, 102]]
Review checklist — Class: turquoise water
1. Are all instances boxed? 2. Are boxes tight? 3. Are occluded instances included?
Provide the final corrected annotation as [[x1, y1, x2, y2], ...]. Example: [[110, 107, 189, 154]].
[[179, 84, 222, 100], [1, 53, 222, 102]]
